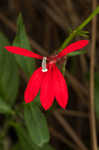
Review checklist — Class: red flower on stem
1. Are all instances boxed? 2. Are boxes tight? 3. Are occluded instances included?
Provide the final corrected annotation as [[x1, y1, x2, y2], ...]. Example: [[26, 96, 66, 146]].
[[5, 40, 88, 110]]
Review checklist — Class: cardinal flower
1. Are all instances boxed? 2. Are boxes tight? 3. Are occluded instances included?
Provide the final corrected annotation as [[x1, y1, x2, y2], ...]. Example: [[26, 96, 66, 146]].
[[5, 40, 88, 110]]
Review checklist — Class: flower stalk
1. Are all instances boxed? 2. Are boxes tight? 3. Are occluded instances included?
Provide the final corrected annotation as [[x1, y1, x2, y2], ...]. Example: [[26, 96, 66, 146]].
[[59, 6, 99, 74]]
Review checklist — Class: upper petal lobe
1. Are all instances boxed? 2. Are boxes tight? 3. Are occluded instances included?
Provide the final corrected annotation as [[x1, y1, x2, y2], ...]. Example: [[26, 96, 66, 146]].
[[57, 40, 89, 58], [5, 46, 43, 59]]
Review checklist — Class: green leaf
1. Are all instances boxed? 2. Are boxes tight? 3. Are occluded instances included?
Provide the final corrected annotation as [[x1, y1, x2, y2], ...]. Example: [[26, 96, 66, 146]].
[[94, 72, 99, 119], [67, 50, 87, 57], [24, 103, 50, 147], [0, 97, 13, 114], [0, 142, 3, 150], [15, 124, 35, 150], [14, 124, 54, 150], [0, 33, 19, 105], [77, 30, 89, 38], [13, 14, 36, 78], [34, 93, 41, 107], [11, 144, 21, 150], [40, 144, 55, 150]]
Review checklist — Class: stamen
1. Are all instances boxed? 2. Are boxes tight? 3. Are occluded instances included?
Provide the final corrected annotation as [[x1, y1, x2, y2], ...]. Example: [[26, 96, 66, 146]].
[[42, 57, 48, 72]]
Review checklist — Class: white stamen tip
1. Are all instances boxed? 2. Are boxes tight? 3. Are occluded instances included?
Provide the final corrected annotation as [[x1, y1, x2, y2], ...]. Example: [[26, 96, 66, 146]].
[[42, 57, 48, 72], [42, 68, 48, 72]]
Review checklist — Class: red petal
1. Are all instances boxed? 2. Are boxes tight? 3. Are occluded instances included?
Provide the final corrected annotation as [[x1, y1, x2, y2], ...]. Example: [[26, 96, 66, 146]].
[[53, 64, 68, 109], [58, 40, 89, 58], [5, 46, 43, 59], [40, 65, 54, 110], [24, 67, 44, 103]]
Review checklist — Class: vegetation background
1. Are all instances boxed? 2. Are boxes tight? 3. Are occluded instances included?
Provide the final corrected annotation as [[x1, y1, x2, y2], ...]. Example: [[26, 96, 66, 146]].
[[0, 0, 99, 150]]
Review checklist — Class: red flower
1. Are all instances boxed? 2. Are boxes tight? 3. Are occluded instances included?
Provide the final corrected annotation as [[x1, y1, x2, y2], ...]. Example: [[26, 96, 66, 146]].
[[5, 40, 88, 110]]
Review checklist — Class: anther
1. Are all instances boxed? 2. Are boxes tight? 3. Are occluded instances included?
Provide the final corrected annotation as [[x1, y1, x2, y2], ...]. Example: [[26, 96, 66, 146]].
[[42, 57, 48, 72]]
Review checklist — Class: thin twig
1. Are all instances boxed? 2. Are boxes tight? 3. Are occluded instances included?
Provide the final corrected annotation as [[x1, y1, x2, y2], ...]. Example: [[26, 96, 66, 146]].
[[57, 109, 88, 118], [80, 55, 88, 76], [42, 3, 68, 33], [53, 111, 88, 150], [46, 0, 67, 22], [49, 127, 79, 149], [64, 71, 88, 106], [89, 0, 97, 149], [65, 0, 80, 27], [43, 15, 51, 51], [0, 13, 48, 56], [65, 71, 89, 97]]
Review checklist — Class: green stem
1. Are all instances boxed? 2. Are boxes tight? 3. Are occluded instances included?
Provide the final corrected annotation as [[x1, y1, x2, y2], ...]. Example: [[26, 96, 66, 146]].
[[60, 6, 99, 49], [59, 6, 99, 74]]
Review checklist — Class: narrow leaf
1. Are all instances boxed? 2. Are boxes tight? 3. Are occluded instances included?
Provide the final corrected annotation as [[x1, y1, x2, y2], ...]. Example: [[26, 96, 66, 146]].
[[15, 125, 35, 150], [0, 97, 13, 114], [0, 33, 19, 105], [67, 49, 87, 57], [13, 14, 36, 78], [24, 103, 50, 147], [14, 124, 53, 150]]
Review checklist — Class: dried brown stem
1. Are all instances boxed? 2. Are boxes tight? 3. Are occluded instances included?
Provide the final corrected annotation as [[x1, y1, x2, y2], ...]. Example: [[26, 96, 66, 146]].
[[57, 109, 88, 118], [0, 13, 48, 56], [49, 127, 78, 149], [65, 71, 88, 101], [89, 0, 97, 149], [43, 3, 68, 33], [53, 111, 88, 150], [46, 0, 66, 22], [80, 55, 88, 76], [43, 15, 51, 50]]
